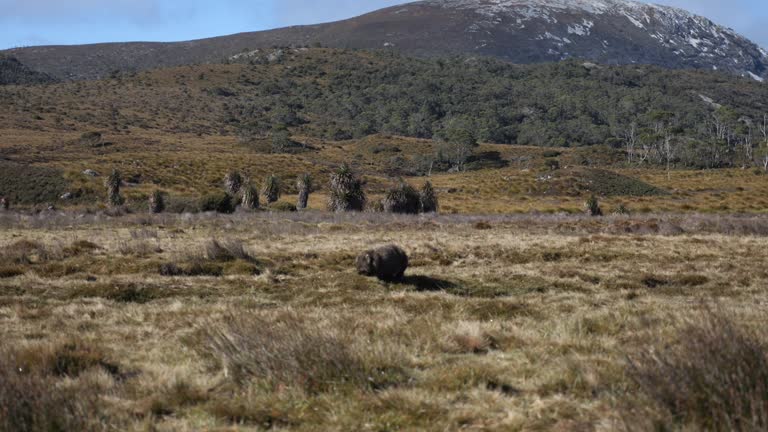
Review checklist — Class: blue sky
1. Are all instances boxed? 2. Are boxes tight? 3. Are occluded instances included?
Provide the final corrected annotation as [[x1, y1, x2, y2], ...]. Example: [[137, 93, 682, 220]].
[[1, 0, 767, 50]]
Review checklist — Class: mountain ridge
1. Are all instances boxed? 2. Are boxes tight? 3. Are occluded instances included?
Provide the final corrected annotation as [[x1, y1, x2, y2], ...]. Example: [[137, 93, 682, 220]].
[[2, 0, 766, 81]]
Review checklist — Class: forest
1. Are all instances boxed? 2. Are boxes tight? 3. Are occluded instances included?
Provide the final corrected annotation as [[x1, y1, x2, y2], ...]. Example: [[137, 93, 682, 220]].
[[224, 49, 768, 170]]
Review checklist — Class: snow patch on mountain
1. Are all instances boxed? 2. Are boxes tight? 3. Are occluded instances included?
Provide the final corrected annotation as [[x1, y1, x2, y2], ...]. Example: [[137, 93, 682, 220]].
[[748, 72, 765, 82], [420, 0, 767, 79]]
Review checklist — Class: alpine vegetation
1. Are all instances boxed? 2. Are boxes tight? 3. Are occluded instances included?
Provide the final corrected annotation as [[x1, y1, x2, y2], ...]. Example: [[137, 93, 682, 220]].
[[261, 175, 281, 204], [223, 171, 244, 196], [148, 190, 165, 214], [420, 181, 438, 213], [296, 173, 313, 210], [585, 195, 603, 217], [328, 164, 366, 212], [383, 181, 421, 214], [240, 180, 259, 210], [105, 170, 124, 207]]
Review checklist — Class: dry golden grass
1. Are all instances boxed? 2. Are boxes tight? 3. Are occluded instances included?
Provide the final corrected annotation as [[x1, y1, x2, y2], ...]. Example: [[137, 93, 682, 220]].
[[3, 124, 768, 215], [1, 212, 768, 430]]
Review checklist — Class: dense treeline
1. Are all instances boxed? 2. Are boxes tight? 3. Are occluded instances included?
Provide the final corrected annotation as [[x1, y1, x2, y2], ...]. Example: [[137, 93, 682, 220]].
[[227, 49, 768, 169]]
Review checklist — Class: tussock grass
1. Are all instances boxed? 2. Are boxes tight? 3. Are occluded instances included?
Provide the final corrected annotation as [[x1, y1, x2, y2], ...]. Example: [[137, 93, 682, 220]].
[[199, 312, 371, 393], [627, 309, 768, 431], [0, 212, 767, 430], [0, 344, 117, 432], [203, 238, 253, 262]]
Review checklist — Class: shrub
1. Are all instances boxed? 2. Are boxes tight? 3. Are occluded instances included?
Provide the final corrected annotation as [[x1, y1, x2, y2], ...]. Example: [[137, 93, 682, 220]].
[[164, 195, 200, 213], [0, 162, 68, 205], [240, 182, 259, 210], [223, 171, 244, 196], [104, 170, 123, 207], [420, 181, 438, 213], [148, 190, 165, 214], [204, 239, 253, 262], [296, 173, 312, 210], [0, 265, 24, 278], [269, 201, 297, 212], [199, 313, 366, 392], [0, 342, 119, 432], [159, 262, 184, 276], [613, 203, 631, 215], [366, 199, 384, 213], [328, 164, 366, 212], [0, 351, 106, 432], [383, 181, 421, 214], [159, 262, 223, 277], [79, 131, 103, 147], [585, 194, 603, 217], [199, 192, 236, 214], [545, 159, 561, 171], [185, 262, 225, 277], [261, 175, 281, 204], [271, 129, 293, 153], [627, 310, 768, 431]]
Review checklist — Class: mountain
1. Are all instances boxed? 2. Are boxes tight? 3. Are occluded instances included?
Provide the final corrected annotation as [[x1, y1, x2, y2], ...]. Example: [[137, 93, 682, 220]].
[[2, 0, 767, 81], [0, 55, 56, 85]]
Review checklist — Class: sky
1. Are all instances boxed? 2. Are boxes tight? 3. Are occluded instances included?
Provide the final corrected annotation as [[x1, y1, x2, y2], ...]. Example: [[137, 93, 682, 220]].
[[1, 0, 767, 50]]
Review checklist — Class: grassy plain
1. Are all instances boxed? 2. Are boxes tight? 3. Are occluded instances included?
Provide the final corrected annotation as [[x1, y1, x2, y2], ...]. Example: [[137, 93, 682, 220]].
[[2, 125, 768, 215], [3, 53, 768, 431], [2, 211, 768, 430]]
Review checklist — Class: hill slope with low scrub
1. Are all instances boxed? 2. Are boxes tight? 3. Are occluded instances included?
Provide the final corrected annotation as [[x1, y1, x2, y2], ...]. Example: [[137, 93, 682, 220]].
[[1, 48, 767, 170]]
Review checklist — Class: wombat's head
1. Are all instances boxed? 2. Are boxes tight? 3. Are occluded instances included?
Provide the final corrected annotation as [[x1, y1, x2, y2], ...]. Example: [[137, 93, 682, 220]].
[[355, 251, 375, 276]]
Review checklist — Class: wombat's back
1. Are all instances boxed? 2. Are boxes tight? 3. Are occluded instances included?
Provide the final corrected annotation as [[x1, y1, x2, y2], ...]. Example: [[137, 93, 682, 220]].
[[357, 245, 408, 281]]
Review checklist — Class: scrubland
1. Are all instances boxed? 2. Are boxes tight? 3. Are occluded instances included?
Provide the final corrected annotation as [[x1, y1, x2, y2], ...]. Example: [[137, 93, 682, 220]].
[[3, 49, 768, 431], [2, 211, 768, 431]]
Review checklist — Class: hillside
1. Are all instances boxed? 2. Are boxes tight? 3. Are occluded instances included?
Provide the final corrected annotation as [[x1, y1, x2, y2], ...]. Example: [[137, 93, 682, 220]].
[[1, 48, 766, 169], [0, 55, 55, 85], [3, 0, 767, 81], [2, 49, 768, 213]]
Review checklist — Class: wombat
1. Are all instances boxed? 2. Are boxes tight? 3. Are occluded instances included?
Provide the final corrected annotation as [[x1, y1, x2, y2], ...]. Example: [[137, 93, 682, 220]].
[[356, 245, 408, 282]]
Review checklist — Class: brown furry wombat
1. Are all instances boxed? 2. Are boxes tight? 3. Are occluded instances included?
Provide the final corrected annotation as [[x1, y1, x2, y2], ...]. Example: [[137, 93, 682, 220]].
[[356, 245, 408, 282]]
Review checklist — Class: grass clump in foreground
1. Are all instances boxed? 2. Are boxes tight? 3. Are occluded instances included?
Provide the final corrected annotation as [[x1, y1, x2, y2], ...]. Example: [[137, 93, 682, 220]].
[[0, 342, 120, 432], [627, 309, 768, 431], [199, 312, 407, 394]]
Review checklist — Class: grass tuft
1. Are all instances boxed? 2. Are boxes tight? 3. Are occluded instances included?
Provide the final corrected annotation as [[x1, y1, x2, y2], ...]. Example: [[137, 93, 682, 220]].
[[627, 309, 768, 431], [199, 313, 368, 393]]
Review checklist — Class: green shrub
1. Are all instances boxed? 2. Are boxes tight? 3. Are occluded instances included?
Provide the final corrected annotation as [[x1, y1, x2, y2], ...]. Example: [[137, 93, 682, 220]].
[[0, 162, 68, 205], [328, 164, 366, 212], [585, 195, 603, 217], [240, 182, 259, 210], [545, 159, 561, 171], [269, 201, 297, 212], [383, 181, 421, 214], [105, 170, 124, 207], [261, 175, 281, 204], [296, 173, 312, 210], [199, 192, 236, 214], [613, 204, 631, 215], [148, 190, 165, 214], [420, 181, 439, 213], [223, 171, 243, 196]]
